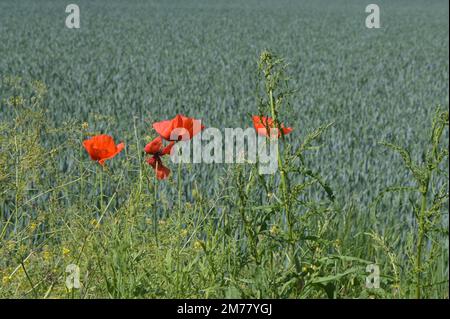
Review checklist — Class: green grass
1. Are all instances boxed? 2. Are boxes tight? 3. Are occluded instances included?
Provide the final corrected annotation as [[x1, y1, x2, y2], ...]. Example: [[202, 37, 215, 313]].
[[0, 0, 448, 298]]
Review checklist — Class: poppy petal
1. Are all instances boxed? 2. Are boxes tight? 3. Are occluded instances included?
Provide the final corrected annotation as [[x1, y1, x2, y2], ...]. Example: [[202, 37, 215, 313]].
[[161, 141, 175, 155], [252, 115, 266, 130], [154, 114, 204, 141], [83, 135, 124, 165], [146, 156, 157, 168], [146, 156, 170, 180], [153, 120, 173, 140], [98, 142, 125, 165], [282, 127, 293, 136], [252, 115, 292, 138], [144, 136, 163, 154], [155, 162, 170, 180], [256, 128, 269, 137], [83, 139, 99, 161]]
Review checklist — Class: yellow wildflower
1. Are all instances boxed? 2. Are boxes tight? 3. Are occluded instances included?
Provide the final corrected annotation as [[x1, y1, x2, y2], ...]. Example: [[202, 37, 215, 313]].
[[29, 222, 37, 232], [193, 240, 204, 251], [62, 247, 70, 257]]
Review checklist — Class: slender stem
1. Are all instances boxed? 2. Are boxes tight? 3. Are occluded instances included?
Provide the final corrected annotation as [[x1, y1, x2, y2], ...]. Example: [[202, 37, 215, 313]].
[[153, 167, 159, 246], [80, 131, 84, 208], [133, 118, 143, 202], [269, 90, 289, 213], [20, 261, 38, 298], [14, 136, 20, 231], [99, 166, 104, 213], [268, 89, 297, 271], [177, 155, 182, 225], [175, 155, 183, 293], [416, 190, 427, 299]]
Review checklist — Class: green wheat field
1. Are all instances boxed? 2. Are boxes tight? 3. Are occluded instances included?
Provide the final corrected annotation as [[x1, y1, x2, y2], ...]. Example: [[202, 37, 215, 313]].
[[0, 0, 448, 298]]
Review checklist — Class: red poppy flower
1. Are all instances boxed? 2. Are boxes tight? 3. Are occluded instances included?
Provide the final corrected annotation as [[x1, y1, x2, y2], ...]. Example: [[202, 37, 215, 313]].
[[146, 156, 171, 180], [83, 134, 124, 166], [252, 115, 293, 137], [144, 136, 174, 156], [153, 114, 205, 141], [144, 136, 174, 180]]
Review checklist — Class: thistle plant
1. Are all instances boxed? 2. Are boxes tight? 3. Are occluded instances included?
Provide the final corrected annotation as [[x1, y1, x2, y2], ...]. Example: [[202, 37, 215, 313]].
[[228, 51, 336, 296], [378, 108, 449, 298]]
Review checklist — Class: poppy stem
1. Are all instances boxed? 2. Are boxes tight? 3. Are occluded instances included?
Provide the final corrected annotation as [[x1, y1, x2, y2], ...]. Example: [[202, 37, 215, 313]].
[[80, 132, 84, 208], [177, 150, 183, 225], [153, 170, 159, 246], [98, 165, 104, 213]]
